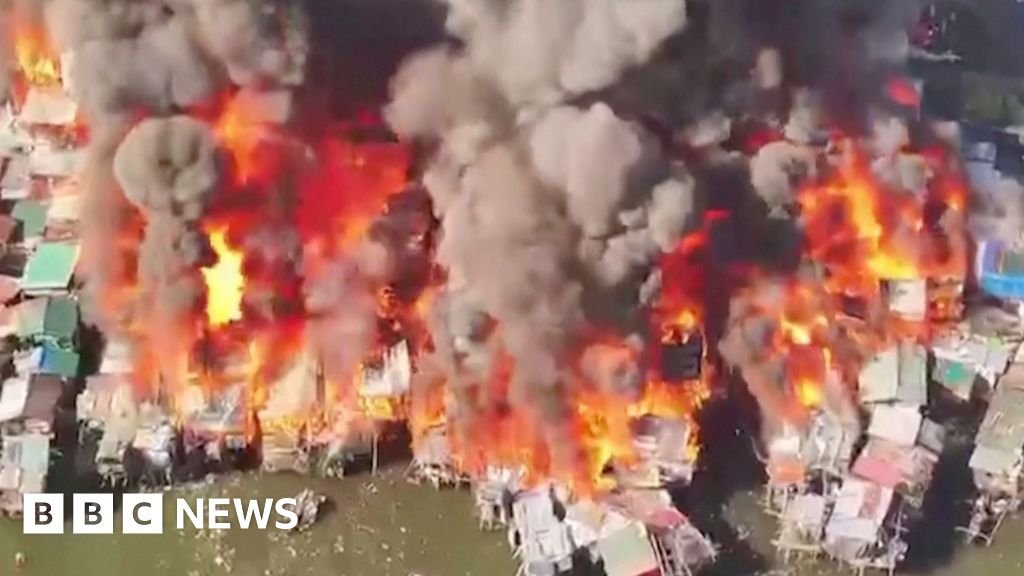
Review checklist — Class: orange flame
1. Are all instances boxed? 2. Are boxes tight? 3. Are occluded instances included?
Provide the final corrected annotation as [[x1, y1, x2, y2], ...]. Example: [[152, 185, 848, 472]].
[[12, 22, 60, 88], [799, 140, 967, 303], [201, 227, 245, 327]]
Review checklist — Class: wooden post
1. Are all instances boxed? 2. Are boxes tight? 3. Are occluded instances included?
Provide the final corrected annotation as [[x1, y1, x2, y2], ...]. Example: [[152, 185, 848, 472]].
[[371, 428, 379, 475]]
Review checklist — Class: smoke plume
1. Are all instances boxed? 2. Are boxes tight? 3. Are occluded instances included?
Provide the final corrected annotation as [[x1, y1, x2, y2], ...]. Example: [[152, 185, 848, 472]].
[[388, 0, 698, 476]]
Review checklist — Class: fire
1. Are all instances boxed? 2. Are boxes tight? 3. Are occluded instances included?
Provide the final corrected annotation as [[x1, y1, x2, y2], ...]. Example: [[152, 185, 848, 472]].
[[359, 395, 405, 421], [799, 139, 967, 303], [297, 138, 409, 251], [12, 22, 61, 88], [799, 151, 921, 295], [796, 378, 824, 409], [214, 95, 269, 186], [885, 76, 921, 109], [201, 227, 245, 327]]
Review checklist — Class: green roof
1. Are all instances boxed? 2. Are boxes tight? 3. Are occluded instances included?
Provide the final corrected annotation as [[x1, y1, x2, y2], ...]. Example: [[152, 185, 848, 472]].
[[16, 296, 78, 344], [11, 200, 48, 238], [21, 243, 79, 292]]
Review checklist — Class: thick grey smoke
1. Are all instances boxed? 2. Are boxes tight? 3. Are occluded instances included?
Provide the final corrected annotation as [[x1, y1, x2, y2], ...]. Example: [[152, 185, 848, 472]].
[[442, 0, 688, 109], [112, 115, 222, 385], [749, 141, 816, 212], [970, 174, 1024, 246], [113, 116, 220, 313], [44, 0, 310, 334], [388, 0, 698, 473], [45, 0, 216, 122], [190, 0, 309, 87], [302, 251, 380, 389]]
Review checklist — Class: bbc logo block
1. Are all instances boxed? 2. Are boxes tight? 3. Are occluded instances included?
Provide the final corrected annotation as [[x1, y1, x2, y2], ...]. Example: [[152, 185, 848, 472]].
[[73, 493, 113, 534], [123, 493, 164, 534], [22, 493, 298, 534], [22, 494, 63, 534], [23, 493, 163, 535]]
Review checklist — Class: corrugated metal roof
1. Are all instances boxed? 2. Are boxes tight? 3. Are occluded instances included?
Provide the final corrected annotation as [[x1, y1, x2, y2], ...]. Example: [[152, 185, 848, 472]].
[[20, 242, 79, 292], [977, 385, 1024, 453]]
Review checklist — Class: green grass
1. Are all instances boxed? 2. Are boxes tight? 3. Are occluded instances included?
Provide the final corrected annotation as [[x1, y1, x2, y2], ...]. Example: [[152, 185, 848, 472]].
[[0, 467, 514, 576], [3, 469, 1024, 576]]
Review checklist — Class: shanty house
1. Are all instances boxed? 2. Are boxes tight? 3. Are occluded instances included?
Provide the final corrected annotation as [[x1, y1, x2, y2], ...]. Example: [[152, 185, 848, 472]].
[[0, 433, 49, 515], [17, 344, 80, 379], [261, 427, 309, 474], [0, 214, 19, 253], [0, 247, 27, 304], [407, 423, 462, 487], [18, 87, 78, 131], [599, 489, 716, 576], [44, 186, 81, 241], [128, 410, 177, 486], [595, 514, 661, 576], [852, 438, 938, 509], [763, 425, 809, 511], [313, 417, 377, 478], [630, 415, 696, 486], [78, 374, 174, 487], [969, 385, 1024, 504], [358, 340, 412, 421], [28, 143, 83, 180], [1, 155, 30, 200], [645, 509, 716, 576], [867, 404, 923, 448], [473, 466, 520, 530], [931, 332, 1014, 397], [823, 478, 904, 569], [258, 353, 318, 473], [15, 295, 78, 348], [182, 384, 249, 464], [881, 279, 927, 321], [801, 409, 859, 477], [858, 341, 927, 406], [0, 374, 64, 436], [11, 199, 48, 245], [774, 493, 829, 563], [510, 487, 575, 576], [20, 241, 79, 296], [659, 332, 704, 381], [78, 374, 136, 432], [0, 374, 62, 515]]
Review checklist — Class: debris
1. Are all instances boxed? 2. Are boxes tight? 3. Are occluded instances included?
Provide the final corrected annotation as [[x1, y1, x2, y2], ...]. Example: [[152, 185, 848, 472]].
[[289, 489, 327, 533]]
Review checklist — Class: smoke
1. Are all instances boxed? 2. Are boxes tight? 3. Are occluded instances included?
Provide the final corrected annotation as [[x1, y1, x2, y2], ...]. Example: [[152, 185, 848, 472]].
[[44, 1, 215, 122], [112, 115, 222, 384], [388, 0, 698, 475], [718, 275, 858, 436], [43, 0, 309, 320], [749, 141, 817, 212], [302, 251, 379, 390], [442, 0, 688, 109], [970, 174, 1024, 246], [190, 0, 309, 87]]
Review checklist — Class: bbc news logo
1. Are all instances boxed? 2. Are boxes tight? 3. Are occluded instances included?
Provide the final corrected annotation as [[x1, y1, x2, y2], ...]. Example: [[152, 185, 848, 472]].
[[22, 494, 300, 534]]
